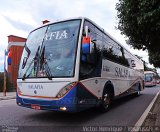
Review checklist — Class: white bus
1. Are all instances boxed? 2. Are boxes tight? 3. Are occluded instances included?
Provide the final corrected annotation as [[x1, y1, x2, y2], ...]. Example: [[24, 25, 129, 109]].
[[144, 71, 157, 87], [17, 17, 144, 112]]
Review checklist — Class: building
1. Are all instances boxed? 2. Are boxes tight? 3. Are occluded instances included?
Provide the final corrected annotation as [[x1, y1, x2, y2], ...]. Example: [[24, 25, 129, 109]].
[[7, 35, 26, 88]]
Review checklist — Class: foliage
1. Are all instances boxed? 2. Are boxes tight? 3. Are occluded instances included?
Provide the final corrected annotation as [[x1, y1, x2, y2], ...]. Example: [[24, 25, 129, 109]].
[[148, 51, 160, 68], [116, 0, 160, 67], [116, 0, 160, 51]]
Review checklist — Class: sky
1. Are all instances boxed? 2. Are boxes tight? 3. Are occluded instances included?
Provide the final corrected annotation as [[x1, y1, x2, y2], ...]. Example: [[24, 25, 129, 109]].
[[0, 0, 155, 72]]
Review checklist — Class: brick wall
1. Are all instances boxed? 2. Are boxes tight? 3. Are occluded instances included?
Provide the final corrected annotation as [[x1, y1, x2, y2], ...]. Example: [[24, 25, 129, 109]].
[[7, 35, 26, 88]]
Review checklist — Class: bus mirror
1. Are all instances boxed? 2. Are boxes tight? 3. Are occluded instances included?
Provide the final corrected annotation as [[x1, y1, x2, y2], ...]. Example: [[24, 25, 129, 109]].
[[82, 36, 91, 54], [84, 26, 89, 37]]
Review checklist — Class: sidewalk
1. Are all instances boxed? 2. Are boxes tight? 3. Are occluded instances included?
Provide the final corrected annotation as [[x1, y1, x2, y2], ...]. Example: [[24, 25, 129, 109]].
[[142, 93, 160, 127], [0, 92, 16, 100]]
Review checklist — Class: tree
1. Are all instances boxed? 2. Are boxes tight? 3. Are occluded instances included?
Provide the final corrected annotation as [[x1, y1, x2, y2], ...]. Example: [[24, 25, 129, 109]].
[[148, 51, 160, 68], [116, 0, 160, 67]]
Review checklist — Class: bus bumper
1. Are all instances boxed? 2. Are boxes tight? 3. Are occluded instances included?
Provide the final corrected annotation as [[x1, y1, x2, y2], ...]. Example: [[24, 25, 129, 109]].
[[16, 83, 98, 113]]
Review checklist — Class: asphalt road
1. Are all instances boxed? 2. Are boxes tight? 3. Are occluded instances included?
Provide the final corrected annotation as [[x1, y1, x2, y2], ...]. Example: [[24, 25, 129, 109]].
[[0, 86, 160, 132]]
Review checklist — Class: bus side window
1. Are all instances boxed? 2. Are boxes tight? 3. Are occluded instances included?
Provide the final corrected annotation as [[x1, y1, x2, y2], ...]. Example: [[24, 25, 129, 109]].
[[80, 23, 100, 77], [80, 40, 98, 76]]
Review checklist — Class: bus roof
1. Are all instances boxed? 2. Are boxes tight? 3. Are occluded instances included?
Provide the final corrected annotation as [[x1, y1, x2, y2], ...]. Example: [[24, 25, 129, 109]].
[[28, 17, 143, 64]]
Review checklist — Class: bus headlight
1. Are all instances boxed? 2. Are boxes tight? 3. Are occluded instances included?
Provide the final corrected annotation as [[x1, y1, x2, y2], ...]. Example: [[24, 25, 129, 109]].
[[56, 82, 77, 98]]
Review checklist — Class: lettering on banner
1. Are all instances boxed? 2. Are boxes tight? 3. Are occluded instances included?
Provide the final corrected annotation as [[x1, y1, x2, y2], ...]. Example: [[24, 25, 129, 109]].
[[28, 84, 43, 90], [45, 30, 68, 41], [115, 67, 130, 78]]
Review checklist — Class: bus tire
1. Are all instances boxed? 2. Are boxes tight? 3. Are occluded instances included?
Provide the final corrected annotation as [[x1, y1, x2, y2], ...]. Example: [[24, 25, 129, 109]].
[[99, 88, 112, 112]]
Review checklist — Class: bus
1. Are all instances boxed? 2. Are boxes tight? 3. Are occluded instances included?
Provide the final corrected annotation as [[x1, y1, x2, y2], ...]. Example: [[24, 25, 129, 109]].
[[16, 17, 144, 112], [144, 71, 157, 87]]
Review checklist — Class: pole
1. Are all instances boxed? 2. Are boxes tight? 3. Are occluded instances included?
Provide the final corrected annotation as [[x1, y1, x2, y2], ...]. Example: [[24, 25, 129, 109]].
[[3, 50, 6, 96], [3, 70, 6, 96]]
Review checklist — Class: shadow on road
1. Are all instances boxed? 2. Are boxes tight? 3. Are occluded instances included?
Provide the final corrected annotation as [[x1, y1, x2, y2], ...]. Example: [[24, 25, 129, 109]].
[[111, 94, 139, 109], [25, 94, 140, 125]]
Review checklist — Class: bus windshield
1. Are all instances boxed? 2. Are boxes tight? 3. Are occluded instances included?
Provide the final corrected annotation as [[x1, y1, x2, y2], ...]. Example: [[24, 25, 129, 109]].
[[18, 20, 81, 79], [145, 73, 153, 82]]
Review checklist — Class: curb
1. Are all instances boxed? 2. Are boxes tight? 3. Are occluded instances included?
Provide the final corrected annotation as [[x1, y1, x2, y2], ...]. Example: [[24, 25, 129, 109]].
[[0, 96, 16, 100], [0, 96, 16, 101], [131, 90, 160, 132], [0, 92, 16, 101]]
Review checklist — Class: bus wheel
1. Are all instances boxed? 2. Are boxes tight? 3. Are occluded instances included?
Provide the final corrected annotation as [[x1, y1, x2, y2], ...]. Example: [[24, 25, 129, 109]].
[[100, 89, 112, 112]]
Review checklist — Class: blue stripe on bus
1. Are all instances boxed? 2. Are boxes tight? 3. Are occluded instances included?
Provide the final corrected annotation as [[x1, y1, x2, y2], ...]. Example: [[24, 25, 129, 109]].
[[16, 82, 98, 112]]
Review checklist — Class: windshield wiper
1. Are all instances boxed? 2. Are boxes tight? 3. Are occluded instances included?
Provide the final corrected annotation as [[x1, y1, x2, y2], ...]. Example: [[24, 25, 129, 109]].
[[22, 58, 35, 80], [22, 46, 53, 80], [22, 45, 31, 69], [22, 46, 40, 80], [43, 60, 52, 80], [40, 46, 52, 80]]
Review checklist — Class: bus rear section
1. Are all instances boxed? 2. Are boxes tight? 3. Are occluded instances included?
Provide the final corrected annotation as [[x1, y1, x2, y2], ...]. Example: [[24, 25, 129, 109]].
[[144, 71, 157, 87]]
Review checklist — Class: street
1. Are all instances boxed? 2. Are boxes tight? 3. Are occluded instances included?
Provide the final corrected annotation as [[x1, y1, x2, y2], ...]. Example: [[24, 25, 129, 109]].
[[0, 86, 160, 132]]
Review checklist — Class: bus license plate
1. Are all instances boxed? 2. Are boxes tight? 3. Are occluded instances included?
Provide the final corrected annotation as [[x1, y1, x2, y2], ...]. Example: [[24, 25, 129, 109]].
[[31, 104, 41, 110]]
